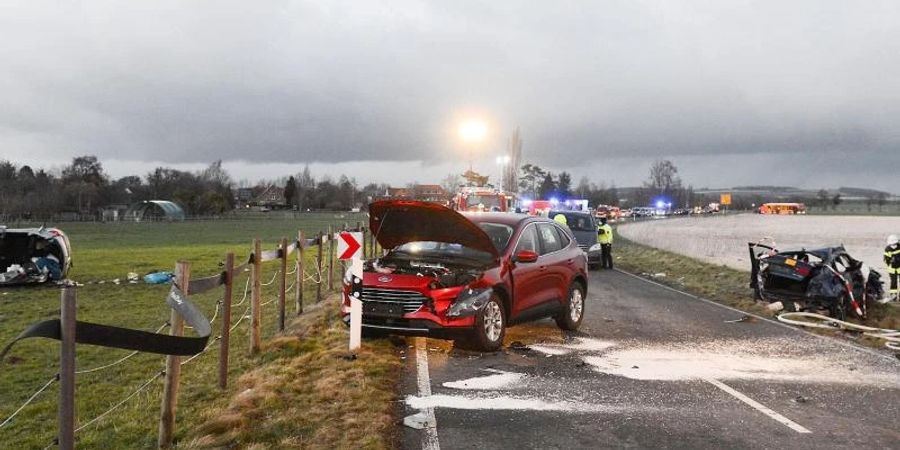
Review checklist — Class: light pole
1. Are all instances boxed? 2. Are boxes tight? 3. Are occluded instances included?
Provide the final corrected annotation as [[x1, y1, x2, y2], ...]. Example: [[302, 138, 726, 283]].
[[496, 155, 510, 191]]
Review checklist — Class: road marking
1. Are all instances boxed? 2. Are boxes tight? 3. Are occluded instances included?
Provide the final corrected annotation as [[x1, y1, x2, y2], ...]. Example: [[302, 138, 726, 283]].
[[704, 378, 811, 434], [613, 269, 898, 363], [415, 337, 440, 450]]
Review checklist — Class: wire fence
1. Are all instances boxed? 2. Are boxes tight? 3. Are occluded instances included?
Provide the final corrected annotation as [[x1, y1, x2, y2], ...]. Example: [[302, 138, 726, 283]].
[[0, 222, 379, 449]]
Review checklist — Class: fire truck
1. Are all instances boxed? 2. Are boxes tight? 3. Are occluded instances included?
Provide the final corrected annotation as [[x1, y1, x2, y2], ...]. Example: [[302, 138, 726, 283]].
[[451, 186, 514, 212]]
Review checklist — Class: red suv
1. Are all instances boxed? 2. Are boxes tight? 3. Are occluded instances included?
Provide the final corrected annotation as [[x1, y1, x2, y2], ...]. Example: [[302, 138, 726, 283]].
[[341, 200, 588, 351]]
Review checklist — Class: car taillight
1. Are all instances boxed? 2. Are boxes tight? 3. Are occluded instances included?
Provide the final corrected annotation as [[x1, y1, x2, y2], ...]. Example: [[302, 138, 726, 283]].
[[795, 266, 810, 276]]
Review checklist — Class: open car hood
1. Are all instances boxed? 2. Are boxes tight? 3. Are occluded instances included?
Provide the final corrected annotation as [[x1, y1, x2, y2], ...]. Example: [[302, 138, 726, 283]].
[[369, 200, 500, 259]]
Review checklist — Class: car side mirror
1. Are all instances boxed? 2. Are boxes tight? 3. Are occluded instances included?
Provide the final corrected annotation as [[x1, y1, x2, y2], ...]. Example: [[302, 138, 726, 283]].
[[513, 249, 539, 263]]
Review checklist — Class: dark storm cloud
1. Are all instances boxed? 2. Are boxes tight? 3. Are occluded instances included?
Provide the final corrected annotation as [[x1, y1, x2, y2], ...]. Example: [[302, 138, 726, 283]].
[[2, 0, 899, 187]]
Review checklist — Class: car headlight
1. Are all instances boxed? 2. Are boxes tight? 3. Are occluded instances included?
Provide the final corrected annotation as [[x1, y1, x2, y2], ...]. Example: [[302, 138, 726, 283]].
[[589, 244, 602, 252], [446, 288, 493, 318]]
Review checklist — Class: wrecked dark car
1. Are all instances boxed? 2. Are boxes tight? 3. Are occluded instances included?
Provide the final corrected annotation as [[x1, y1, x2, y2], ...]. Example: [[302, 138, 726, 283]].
[[0, 226, 72, 286], [341, 200, 588, 351], [749, 241, 882, 319]]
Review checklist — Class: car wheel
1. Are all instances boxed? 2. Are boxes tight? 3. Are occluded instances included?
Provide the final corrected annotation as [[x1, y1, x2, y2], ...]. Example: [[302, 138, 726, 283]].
[[462, 295, 506, 352], [830, 293, 848, 321], [555, 282, 585, 331]]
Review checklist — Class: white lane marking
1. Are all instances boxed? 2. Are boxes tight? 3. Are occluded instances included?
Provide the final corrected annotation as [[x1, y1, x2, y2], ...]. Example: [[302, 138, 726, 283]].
[[613, 269, 897, 363], [704, 378, 811, 434], [415, 337, 440, 450], [442, 369, 525, 390], [406, 394, 630, 413]]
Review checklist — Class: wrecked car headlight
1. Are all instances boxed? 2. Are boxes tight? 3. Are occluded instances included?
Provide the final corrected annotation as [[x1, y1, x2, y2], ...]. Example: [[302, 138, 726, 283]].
[[446, 288, 492, 318], [588, 244, 602, 252]]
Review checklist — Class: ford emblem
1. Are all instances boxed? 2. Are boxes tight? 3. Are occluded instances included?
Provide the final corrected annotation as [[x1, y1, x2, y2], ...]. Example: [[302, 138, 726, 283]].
[[377, 275, 392, 283]]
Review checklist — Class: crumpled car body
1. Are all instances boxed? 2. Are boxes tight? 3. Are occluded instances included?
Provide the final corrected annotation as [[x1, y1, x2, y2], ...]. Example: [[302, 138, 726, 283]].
[[341, 200, 588, 351], [0, 226, 72, 286], [749, 242, 882, 319]]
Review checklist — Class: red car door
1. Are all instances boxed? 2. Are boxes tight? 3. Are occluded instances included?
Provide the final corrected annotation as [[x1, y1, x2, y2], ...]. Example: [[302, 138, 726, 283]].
[[535, 223, 570, 302], [509, 224, 548, 315]]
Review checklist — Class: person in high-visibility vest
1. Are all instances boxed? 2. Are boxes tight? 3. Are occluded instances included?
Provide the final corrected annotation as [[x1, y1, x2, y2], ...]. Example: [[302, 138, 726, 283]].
[[553, 213, 568, 226], [885, 234, 900, 300], [597, 216, 614, 269]]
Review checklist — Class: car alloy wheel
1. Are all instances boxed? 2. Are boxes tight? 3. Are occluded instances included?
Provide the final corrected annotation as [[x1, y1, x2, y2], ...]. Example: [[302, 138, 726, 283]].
[[555, 282, 585, 331], [569, 287, 584, 323], [483, 300, 503, 343]]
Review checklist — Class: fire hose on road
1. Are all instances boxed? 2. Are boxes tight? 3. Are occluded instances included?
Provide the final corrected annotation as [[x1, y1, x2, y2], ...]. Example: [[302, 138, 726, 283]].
[[777, 312, 900, 352]]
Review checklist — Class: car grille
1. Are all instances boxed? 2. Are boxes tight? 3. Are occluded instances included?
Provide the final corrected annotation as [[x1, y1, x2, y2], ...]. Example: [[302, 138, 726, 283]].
[[361, 288, 428, 313], [578, 244, 590, 252]]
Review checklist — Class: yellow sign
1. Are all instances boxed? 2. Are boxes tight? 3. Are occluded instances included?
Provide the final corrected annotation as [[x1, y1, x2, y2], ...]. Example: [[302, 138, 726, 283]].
[[720, 194, 732, 205]]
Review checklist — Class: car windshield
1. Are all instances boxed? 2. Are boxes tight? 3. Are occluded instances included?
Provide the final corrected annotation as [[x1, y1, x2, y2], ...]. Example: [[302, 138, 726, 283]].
[[392, 241, 493, 262], [467, 194, 501, 209]]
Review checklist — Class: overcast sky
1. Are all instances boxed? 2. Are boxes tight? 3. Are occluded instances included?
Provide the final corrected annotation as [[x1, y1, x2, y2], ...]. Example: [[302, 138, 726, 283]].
[[2, 1, 899, 191]]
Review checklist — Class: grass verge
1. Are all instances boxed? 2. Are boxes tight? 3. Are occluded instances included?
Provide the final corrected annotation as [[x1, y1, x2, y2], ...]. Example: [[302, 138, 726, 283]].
[[615, 236, 900, 347], [183, 298, 401, 450]]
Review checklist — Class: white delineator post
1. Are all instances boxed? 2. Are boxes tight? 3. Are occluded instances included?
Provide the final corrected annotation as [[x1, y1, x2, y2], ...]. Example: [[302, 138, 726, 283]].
[[337, 231, 365, 352], [349, 255, 363, 352]]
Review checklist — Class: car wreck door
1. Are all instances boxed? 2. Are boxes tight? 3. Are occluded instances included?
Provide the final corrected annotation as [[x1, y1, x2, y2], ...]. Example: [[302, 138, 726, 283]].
[[510, 224, 546, 315]]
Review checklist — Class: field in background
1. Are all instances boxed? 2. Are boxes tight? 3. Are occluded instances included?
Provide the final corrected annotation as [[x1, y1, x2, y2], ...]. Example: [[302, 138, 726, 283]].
[[618, 214, 900, 279], [0, 213, 398, 449]]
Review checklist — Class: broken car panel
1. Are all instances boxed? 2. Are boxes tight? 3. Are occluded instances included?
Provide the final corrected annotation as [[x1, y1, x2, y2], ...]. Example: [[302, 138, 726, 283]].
[[0, 226, 72, 286], [749, 241, 882, 319]]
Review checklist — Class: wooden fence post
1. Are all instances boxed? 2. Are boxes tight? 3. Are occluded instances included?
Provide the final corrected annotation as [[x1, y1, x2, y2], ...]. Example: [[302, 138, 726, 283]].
[[278, 237, 287, 332], [159, 261, 190, 448], [327, 225, 335, 292], [58, 286, 76, 450], [218, 253, 234, 390], [296, 230, 304, 315], [250, 239, 262, 354], [316, 232, 323, 302]]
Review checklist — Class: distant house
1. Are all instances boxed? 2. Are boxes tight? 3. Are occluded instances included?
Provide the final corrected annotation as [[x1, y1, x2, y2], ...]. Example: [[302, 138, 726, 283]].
[[235, 188, 255, 206], [254, 185, 287, 209], [384, 184, 447, 203], [413, 184, 447, 202], [100, 204, 130, 222]]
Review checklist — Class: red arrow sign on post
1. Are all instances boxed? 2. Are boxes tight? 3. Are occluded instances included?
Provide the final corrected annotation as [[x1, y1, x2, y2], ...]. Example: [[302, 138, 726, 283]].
[[337, 232, 363, 260]]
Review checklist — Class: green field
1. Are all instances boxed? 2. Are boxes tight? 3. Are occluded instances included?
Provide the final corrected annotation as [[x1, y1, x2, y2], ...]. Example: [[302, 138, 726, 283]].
[[0, 214, 376, 448]]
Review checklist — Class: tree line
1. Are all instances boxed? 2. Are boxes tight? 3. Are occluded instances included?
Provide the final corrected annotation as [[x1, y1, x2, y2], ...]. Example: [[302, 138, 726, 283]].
[[0, 156, 235, 220]]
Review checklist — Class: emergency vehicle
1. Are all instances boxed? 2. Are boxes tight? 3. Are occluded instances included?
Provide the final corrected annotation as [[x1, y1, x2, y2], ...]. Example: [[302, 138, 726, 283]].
[[451, 186, 514, 212]]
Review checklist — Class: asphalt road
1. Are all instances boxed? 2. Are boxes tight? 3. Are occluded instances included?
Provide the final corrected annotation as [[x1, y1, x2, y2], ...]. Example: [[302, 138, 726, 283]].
[[400, 269, 900, 450]]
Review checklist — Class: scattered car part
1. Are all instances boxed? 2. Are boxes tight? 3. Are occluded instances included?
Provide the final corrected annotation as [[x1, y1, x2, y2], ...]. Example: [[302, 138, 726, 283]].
[[0, 226, 72, 286], [777, 312, 900, 351]]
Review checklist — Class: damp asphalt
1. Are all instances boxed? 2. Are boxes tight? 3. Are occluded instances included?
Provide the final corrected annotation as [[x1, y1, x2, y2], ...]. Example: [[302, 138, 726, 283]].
[[399, 269, 900, 449]]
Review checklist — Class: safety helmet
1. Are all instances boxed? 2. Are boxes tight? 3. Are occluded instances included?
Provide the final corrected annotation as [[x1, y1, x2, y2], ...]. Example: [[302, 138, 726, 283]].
[[888, 234, 899, 245]]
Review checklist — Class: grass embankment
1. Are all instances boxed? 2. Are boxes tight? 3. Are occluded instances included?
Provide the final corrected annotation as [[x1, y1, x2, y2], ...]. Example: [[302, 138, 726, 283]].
[[184, 298, 400, 449], [1, 215, 399, 449], [615, 236, 900, 347]]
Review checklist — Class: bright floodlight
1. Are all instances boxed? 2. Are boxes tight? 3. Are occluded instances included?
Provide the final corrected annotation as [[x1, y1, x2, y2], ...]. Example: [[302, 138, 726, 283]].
[[459, 120, 487, 143]]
